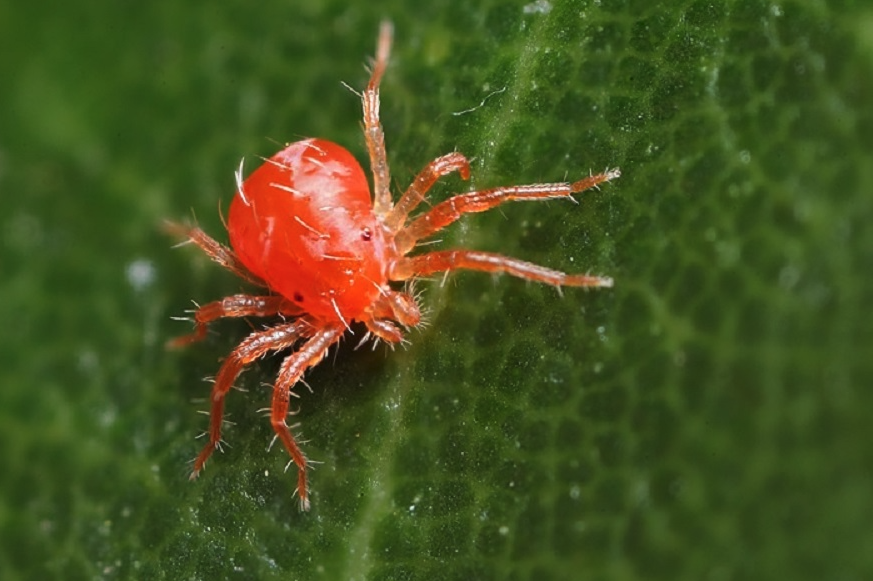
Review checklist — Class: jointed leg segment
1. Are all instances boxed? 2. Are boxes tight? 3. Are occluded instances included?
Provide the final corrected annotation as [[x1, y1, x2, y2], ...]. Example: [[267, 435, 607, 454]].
[[169, 294, 302, 347], [365, 21, 394, 217], [391, 250, 614, 288], [383, 152, 471, 231], [363, 317, 404, 344], [164, 221, 265, 287], [394, 168, 621, 253], [269, 326, 344, 511], [190, 320, 312, 480]]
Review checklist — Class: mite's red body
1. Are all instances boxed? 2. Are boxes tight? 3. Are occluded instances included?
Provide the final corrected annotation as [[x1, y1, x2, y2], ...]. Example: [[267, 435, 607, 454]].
[[229, 139, 389, 322], [170, 23, 618, 511]]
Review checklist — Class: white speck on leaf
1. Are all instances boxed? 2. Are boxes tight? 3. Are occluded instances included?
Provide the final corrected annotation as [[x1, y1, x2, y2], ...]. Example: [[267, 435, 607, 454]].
[[126, 258, 156, 291], [523, 0, 552, 14]]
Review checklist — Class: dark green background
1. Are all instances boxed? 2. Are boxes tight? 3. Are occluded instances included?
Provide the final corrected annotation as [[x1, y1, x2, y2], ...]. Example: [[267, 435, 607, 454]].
[[2, 0, 871, 579]]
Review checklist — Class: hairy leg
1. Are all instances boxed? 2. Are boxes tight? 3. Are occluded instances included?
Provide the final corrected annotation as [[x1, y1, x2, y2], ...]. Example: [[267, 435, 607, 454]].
[[393, 169, 621, 254], [165, 221, 266, 287], [390, 250, 614, 288], [364, 21, 394, 217], [189, 320, 312, 479], [382, 152, 471, 232], [270, 326, 344, 511], [168, 294, 303, 347], [367, 288, 421, 327], [363, 317, 404, 344]]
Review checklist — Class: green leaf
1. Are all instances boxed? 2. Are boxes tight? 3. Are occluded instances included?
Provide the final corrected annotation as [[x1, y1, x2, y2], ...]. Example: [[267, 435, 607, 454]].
[[2, 1, 872, 579]]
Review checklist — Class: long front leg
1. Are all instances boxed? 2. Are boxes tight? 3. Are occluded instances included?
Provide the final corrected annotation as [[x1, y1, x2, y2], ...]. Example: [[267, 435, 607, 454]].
[[169, 294, 303, 347], [364, 21, 394, 217], [189, 321, 311, 479], [390, 250, 613, 288], [270, 326, 344, 511], [393, 169, 620, 254]]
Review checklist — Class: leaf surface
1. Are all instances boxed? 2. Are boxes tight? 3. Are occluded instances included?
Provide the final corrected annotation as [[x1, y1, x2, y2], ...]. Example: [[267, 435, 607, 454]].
[[1, 1, 872, 579]]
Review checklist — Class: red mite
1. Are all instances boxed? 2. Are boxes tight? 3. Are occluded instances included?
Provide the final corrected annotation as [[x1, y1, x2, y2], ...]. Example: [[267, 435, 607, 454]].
[[169, 22, 619, 511]]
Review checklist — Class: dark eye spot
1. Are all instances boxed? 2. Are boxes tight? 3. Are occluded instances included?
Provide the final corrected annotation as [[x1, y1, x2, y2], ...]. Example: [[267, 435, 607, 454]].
[[361, 227, 372, 241], [293, 292, 304, 302]]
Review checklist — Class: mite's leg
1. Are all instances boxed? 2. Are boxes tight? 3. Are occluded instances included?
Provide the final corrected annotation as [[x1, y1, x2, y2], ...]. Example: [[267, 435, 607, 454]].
[[270, 326, 344, 511], [382, 152, 471, 232], [390, 250, 613, 288], [363, 318, 404, 344], [189, 320, 311, 479], [364, 21, 395, 217], [393, 169, 621, 254], [367, 288, 422, 327], [168, 294, 303, 348], [165, 221, 266, 287]]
